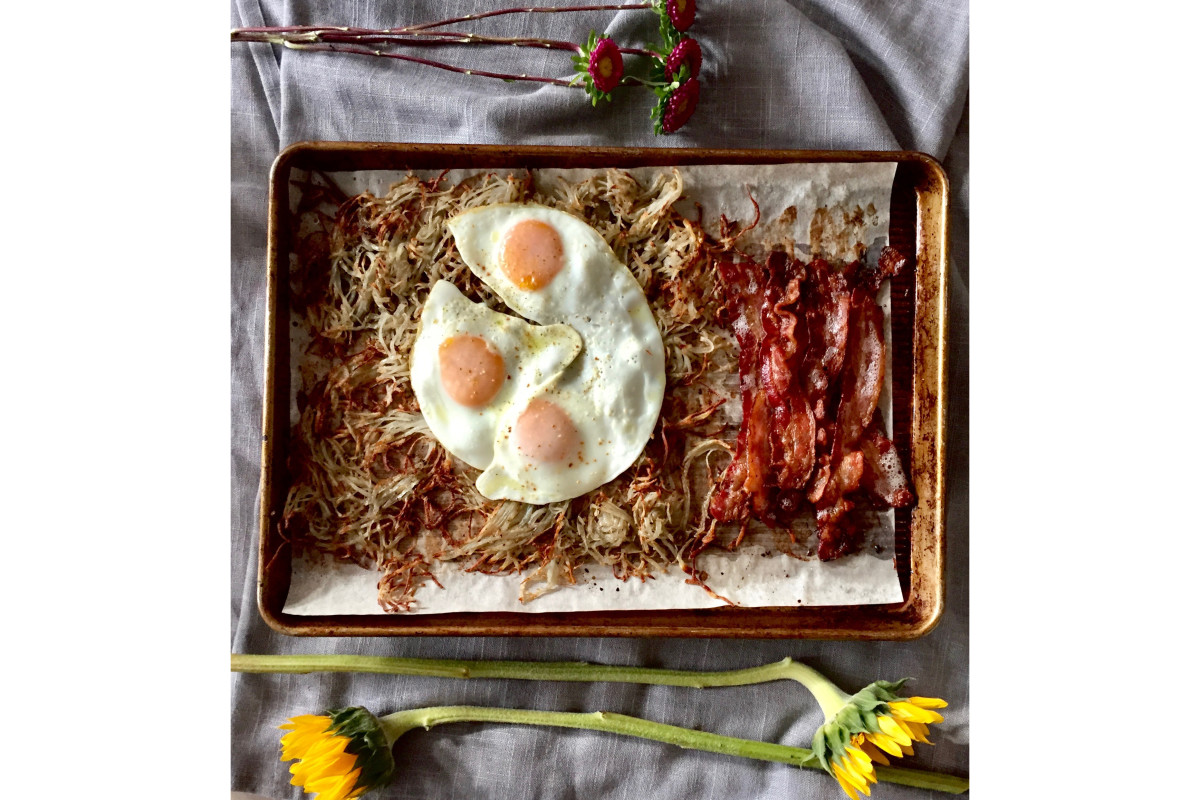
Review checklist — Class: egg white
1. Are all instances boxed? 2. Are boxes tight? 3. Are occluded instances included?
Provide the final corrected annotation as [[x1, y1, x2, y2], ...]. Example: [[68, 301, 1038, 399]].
[[448, 203, 667, 503], [410, 280, 583, 470]]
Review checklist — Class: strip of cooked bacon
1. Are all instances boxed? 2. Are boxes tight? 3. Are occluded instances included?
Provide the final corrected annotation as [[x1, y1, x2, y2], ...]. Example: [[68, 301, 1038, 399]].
[[760, 264, 815, 492], [856, 244, 909, 292], [813, 288, 884, 558], [711, 252, 816, 523], [710, 246, 914, 561], [814, 450, 864, 560], [832, 289, 885, 461], [774, 392, 816, 490], [707, 259, 766, 521], [802, 259, 851, 402], [700, 262, 758, 522], [744, 391, 774, 517], [860, 413, 915, 508]]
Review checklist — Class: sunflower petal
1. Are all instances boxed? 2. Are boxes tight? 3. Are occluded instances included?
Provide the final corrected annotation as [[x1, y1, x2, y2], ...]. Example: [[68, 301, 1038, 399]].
[[301, 746, 358, 781], [889, 701, 944, 724], [844, 745, 875, 773], [876, 715, 912, 747], [832, 768, 861, 800], [892, 717, 920, 741], [865, 732, 904, 757], [850, 754, 879, 786], [833, 761, 871, 796], [908, 721, 933, 745], [281, 714, 331, 732], [907, 696, 948, 709], [282, 728, 332, 757], [859, 740, 892, 766], [308, 770, 361, 800], [277, 714, 366, 800]]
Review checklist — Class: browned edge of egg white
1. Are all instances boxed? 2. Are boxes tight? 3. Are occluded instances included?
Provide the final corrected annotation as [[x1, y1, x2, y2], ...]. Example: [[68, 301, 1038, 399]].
[[257, 144, 949, 640]]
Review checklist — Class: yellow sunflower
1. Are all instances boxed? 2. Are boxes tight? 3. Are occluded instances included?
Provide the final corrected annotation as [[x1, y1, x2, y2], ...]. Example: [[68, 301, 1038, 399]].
[[279, 707, 397, 800], [809, 681, 948, 799]]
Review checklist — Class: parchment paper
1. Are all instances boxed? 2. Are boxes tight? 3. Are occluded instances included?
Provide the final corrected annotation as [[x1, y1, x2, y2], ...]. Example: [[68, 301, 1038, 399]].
[[283, 161, 902, 614]]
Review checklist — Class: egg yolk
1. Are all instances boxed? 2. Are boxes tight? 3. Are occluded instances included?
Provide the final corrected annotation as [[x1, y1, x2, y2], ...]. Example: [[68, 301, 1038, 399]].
[[501, 219, 564, 290], [438, 335, 506, 407], [515, 398, 580, 463]]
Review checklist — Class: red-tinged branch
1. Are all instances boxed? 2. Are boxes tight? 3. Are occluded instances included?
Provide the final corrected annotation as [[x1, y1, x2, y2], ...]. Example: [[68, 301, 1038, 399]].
[[233, 24, 379, 36], [401, 4, 654, 32], [233, 28, 577, 52], [231, 5, 653, 37], [281, 40, 581, 86], [231, 28, 657, 57]]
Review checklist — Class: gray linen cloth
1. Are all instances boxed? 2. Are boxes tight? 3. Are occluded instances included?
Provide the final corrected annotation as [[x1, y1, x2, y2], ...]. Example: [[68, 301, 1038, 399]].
[[231, 1, 969, 797]]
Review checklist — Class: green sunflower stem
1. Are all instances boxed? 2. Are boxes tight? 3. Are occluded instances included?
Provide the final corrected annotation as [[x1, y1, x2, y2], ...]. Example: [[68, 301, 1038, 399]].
[[235, 653, 835, 697], [380, 706, 807, 765], [781, 661, 854, 719], [874, 765, 972, 795], [234, 654, 851, 715], [375, 706, 967, 795]]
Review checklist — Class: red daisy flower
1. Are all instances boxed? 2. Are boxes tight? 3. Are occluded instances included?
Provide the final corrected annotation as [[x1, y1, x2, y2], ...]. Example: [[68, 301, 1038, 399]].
[[664, 37, 702, 82], [588, 36, 624, 94], [666, 0, 696, 33], [662, 77, 700, 133]]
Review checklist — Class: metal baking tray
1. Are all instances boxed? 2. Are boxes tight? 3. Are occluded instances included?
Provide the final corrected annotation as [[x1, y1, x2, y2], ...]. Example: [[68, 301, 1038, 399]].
[[258, 143, 949, 638]]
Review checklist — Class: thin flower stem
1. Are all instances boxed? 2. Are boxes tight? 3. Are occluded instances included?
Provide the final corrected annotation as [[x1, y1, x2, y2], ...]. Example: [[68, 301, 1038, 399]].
[[233, 25, 378, 36], [277, 40, 580, 87], [404, 31, 655, 57], [231, 29, 577, 51], [238, 655, 855, 743], [783, 660, 852, 719], [234, 654, 851, 717], [874, 765, 973, 795], [375, 706, 968, 795], [401, 4, 654, 32], [361, 31, 583, 51], [235, 653, 811, 688], [231, 28, 658, 57], [620, 75, 669, 87]]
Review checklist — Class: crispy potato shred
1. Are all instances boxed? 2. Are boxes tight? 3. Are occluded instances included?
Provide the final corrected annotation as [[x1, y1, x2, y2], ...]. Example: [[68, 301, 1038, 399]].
[[284, 169, 745, 611]]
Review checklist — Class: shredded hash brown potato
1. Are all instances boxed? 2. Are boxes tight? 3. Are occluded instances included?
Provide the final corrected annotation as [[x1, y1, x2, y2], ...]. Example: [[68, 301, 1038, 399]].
[[284, 168, 753, 611]]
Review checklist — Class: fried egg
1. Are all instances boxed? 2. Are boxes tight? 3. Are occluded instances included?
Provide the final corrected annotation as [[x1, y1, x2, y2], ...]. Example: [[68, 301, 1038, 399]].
[[447, 203, 666, 504], [410, 280, 583, 470]]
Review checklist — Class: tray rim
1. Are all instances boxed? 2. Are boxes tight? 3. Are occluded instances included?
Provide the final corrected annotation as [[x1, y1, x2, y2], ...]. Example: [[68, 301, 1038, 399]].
[[258, 142, 949, 639]]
